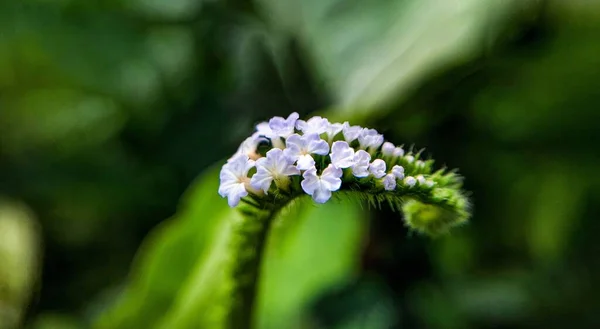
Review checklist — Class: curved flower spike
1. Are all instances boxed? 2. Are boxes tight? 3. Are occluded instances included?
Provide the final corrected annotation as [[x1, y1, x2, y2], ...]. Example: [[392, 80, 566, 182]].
[[218, 112, 472, 329]]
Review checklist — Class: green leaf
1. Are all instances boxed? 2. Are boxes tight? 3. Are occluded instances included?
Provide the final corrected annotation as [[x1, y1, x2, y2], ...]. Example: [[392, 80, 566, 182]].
[[256, 0, 533, 120], [93, 164, 235, 329], [0, 200, 40, 329], [94, 166, 368, 329], [256, 197, 366, 329]]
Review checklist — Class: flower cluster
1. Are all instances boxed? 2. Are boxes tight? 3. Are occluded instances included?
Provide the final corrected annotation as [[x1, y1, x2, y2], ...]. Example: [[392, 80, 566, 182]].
[[219, 113, 436, 207]]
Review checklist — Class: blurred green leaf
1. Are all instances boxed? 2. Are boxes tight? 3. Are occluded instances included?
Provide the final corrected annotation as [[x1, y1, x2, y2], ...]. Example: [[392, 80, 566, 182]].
[[94, 165, 233, 329], [256, 0, 533, 120], [0, 200, 40, 329], [256, 197, 367, 329], [0, 89, 125, 155], [94, 165, 368, 329]]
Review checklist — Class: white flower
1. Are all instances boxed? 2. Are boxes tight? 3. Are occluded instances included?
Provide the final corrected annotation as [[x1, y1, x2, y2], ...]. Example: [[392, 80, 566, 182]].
[[219, 154, 256, 207], [369, 159, 386, 178], [269, 112, 299, 138], [381, 142, 395, 156], [405, 155, 415, 163], [393, 147, 404, 157], [342, 122, 362, 142], [416, 160, 425, 168], [416, 174, 427, 186], [325, 122, 344, 141], [296, 116, 330, 135], [301, 164, 342, 203], [358, 128, 384, 150], [284, 133, 330, 170], [391, 165, 405, 179], [404, 176, 416, 187], [330, 141, 355, 169], [382, 174, 397, 191], [250, 148, 300, 193], [352, 150, 371, 177]]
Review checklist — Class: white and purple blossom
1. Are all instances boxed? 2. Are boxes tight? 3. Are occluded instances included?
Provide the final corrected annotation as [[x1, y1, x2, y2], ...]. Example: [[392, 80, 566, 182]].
[[404, 176, 416, 187], [269, 112, 299, 138], [251, 148, 300, 193], [342, 122, 362, 142], [351, 150, 371, 177], [219, 154, 256, 207], [330, 141, 355, 169], [369, 159, 387, 178], [358, 128, 384, 150], [284, 133, 330, 170], [301, 164, 342, 203]]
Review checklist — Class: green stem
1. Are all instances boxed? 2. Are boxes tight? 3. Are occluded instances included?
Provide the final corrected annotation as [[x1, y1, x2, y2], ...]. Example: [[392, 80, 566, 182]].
[[225, 204, 281, 329], [223, 182, 469, 328]]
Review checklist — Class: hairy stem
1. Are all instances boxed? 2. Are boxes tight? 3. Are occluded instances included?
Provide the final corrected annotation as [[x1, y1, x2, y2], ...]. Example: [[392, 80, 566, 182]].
[[225, 203, 283, 329], [224, 182, 468, 328]]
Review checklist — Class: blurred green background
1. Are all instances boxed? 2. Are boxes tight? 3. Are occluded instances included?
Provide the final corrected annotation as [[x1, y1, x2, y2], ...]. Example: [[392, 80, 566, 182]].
[[1, 0, 600, 328]]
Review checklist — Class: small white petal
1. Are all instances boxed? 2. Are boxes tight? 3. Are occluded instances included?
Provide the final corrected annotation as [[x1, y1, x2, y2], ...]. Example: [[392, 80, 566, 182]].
[[255, 122, 275, 138], [405, 155, 415, 163], [369, 159, 387, 178], [391, 165, 405, 179], [352, 150, 371, 177], [227, 183, 248, 207], [312, 186, 332, 204], [320, 164, 342, 191], [296, 154, 316, 170], [219, 154, 255, 207], [296, 116, 329, 135], [301, 167, 320, 194], [404, 176, 416, 187], [250, 167, 274, 193], [342, 122, 362, 142], [269, 112, 299, 137], [305, 133, 330, 155], [330, 141, 355, 169], [301, 165, 341, 204], [381, 142, 395, 156], [416, 175, 427, 185], [383, 174, 397, 191]]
